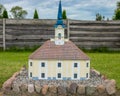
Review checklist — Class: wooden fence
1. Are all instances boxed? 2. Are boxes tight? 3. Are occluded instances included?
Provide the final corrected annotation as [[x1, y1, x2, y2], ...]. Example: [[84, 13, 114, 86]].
[[0, 19, 120, 50]]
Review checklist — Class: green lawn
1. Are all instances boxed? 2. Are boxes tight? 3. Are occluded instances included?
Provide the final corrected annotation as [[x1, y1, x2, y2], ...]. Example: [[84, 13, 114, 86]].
[[0, 52, 120, 89]]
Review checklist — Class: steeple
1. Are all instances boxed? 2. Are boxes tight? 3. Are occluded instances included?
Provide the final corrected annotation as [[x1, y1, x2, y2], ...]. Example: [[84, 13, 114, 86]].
[[57, 0, 62, 20], [51, 0, 68, 45], [54, 0, 65, 28]]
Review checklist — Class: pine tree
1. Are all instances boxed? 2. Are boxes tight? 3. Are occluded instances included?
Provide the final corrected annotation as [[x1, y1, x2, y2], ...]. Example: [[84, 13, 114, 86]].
[[96, 13, 105, 21], [113, 2, 120, 20], [62, 10, 67, 19], [3, 9, 8, 18], [33, 9, 39, 19]]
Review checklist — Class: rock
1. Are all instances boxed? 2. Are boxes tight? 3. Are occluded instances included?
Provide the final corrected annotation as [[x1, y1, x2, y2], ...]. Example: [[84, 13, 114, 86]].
[[48, 86, 57, 93], [21, 66, 26, 71], [41, 85, 48, 95], [93, 69, 100, 75], [46, 93, 57, 96], [105, 79, 116, 95], [86, 86, 96, 96], [69, 83, 78, 94], [2, 76, 16, 90], [97, 85, 105, 94], [57, 86, 67, 95], [77, 85, 85, 95], [111, 79, 116, 85], [12, 84, 20, 93], [101, 75, 107, 80], [35, 84, 41, 93], [19, 84, 28, 92], [28, 84, 34, 93], [12, 72, 19, 78]]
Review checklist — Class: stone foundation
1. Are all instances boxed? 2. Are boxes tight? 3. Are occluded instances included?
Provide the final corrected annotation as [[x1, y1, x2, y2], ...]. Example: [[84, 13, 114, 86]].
[[2, 67, 117, 96]]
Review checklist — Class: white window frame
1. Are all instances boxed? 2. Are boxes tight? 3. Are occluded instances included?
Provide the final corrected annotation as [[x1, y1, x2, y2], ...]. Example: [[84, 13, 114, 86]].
[[57, 62, 62, 68], [72, 61, 80, 80], [41, 62, 45, 67], [29, 60, 33, 79], [30, 72, 32, 77], [41, 73, 45, 79], [86, 73, 89, 78], [86, 62, 89, 67], [56, 73, 62, 80], [39, 61, 47, 79], [74, 73, 78, 79], [56, 61, 62, 80], [74, 62, 78, 68]]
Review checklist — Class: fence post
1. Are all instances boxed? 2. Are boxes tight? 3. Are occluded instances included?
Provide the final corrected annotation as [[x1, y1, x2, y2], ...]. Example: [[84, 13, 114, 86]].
[[3, 18, 6, 51], [67, 19, 70, 40]]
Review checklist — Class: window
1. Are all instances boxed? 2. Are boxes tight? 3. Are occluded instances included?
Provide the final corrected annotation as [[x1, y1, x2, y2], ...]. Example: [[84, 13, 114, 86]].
[[86, 73, 88, 78], [58, 73, 61, 78], [30, 62, 32, 66], [41, 62, 45, 67], [74, 63, 78, 67], [30, 72, 32, 77], [41, 73, 45, 78], [58, 33, 61, 39], [86, 63, 89, 67], [58, 62, 61, 67], [74, 73, 77, 78]]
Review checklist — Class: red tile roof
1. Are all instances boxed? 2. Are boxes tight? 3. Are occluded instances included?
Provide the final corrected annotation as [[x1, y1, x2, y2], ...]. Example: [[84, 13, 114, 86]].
[[29, 40, 90, 60]]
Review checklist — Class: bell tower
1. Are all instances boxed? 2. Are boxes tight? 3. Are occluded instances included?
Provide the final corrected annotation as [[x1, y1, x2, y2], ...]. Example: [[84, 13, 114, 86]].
[[54, 0, 65, 45]]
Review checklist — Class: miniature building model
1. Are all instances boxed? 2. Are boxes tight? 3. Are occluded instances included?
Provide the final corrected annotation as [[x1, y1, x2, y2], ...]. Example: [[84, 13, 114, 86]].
[[28, 0, 90, 80]]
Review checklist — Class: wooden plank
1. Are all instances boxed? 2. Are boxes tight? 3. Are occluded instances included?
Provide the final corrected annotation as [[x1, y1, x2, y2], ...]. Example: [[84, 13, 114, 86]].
[[5, 35, 53, 39], [70, 31, 120, 34], [70, 25, 120, 29], [6, 42, 44, 46], [6, 25, 54, 30], [0, 35, 3, 38], [70, 38, 120, 42], [70, 34, 120, 37], [74, 42, 120, 48], [5, 28, 54, 32], [69, 19, 120, 24], [6, 19, 67, 25], [6, 31, 54, 35], [70, 37, 119, 40], [70, 28, 120, 32], [6, 39, 48, 42]]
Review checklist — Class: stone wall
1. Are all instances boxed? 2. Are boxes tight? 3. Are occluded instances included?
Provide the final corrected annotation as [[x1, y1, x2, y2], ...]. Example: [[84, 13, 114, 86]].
[[0, 19, 120, 50], [2, 67, 117, 96]]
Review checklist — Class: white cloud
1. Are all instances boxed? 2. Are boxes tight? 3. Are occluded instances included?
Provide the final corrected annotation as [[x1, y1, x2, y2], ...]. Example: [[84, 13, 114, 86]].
[[2, 0, 120, 20]]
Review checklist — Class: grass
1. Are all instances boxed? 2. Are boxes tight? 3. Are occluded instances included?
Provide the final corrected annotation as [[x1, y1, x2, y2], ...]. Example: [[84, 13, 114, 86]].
[[87, 52, 120, 89], [0, 51, 30, 88], [0, 51, 120, 89]]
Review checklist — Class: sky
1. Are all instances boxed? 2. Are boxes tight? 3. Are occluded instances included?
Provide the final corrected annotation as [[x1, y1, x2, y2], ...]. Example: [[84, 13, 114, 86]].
[[0, 0, 120, 20]]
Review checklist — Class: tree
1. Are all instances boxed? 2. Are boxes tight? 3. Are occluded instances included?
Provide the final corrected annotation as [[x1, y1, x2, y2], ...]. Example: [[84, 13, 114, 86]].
[[117, 2, 120, 9], [62, 10, 67, 19], [10, 6, 28, 19], [33, 9, 39, 19], [113, 2, 120, 20], [96, 13, 105, 21], [3, 9, 8, 18], [0, 4, 5, 18]]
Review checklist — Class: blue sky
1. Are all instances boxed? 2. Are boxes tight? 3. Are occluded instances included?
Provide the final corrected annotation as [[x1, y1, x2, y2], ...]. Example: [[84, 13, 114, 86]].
[[1, 0, 120, 20]]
